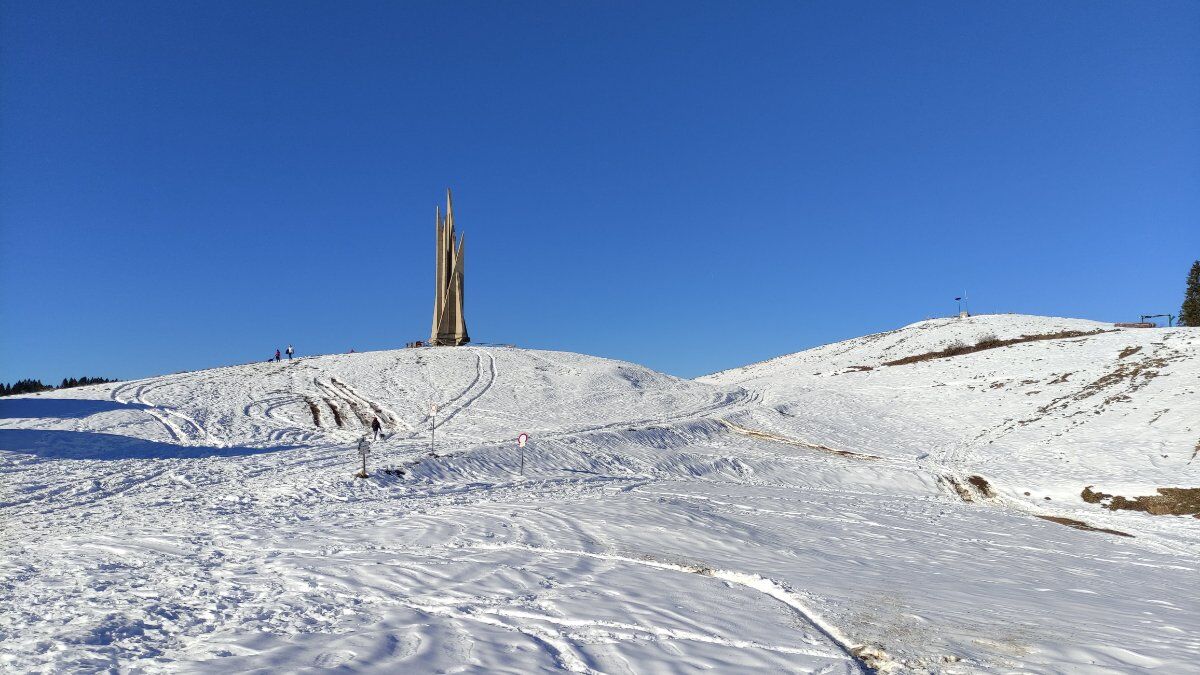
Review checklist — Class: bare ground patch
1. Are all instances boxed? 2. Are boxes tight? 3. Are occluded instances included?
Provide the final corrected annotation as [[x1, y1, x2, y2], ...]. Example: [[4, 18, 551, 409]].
[[940, 474, 995, 502], [942, 475, 975, 502], [717, 419, 881, 460], [1118, 345, 1143, 359], [323, 398, 345, 427], [882, 330, 1110, 367], [305, 397, 323, 427], [967, 475, 996, 498], [1025, 346, 1187, 422], [1082, 486, 1200, 518], [1035, 515, 1134, 537]]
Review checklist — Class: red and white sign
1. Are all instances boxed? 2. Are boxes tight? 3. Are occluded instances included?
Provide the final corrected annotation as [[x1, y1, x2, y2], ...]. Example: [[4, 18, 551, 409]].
[[517, 433, 528, 448]]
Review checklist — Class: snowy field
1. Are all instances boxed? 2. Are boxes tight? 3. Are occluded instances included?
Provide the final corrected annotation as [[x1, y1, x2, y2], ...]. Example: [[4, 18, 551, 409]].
[[1, 314, 1198, 673]]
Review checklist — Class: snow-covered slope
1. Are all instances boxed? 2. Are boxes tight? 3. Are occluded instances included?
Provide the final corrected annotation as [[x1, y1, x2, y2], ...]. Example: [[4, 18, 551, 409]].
[[2, 330, 1198, 673], [2, 347, 734, 452], [703, 314, 1200, 546]]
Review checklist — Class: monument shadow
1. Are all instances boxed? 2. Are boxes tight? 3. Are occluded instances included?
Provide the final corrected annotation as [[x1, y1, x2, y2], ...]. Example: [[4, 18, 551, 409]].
[[0, 429, 297, 460], [0, 398, 151, 420]]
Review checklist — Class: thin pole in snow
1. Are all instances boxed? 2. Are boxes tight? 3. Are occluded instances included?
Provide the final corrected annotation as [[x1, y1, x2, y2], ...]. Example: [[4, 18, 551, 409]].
[[356, 435, 370, 478], [517, 432, 528, 477], [429, 402, 438, 457]]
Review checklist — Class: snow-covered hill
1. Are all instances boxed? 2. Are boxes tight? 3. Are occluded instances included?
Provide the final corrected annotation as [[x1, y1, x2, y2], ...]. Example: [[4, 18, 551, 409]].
[[2, 322, 1198, 673], [703, 314, 1200, 546], [0, 347, 739, 451]]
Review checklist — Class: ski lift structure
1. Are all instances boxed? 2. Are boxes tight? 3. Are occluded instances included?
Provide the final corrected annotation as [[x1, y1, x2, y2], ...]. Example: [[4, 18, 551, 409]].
[[1140, 313, 1176, 327]]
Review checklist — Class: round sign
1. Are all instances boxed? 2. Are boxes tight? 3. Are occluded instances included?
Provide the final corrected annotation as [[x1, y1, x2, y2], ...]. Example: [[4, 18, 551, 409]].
[[518, 433, 528, 448]]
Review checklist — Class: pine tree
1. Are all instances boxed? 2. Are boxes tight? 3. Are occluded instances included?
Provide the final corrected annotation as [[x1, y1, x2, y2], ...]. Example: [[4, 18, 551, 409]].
[[1181, 260, 1200, 327]]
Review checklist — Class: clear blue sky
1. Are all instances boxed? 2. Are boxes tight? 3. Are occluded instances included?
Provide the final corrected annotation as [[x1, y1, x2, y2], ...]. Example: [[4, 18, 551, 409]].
[[2, 1, 1197, 382]]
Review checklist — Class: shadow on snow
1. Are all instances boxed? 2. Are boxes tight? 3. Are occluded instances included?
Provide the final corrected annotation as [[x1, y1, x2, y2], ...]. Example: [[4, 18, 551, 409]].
[[0, 398, 151, 420], [0, 429, 297, 460]]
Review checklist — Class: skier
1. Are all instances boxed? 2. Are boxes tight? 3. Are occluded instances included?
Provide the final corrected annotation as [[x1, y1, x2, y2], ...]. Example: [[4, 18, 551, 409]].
[[371, 417, 383, 440], [286, 345, 294, 360], [274, 349, 281, 362]]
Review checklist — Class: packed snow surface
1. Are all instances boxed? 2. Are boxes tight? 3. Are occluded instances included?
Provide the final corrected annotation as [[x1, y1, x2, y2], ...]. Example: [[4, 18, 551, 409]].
[[2, 315, 1198, 673]]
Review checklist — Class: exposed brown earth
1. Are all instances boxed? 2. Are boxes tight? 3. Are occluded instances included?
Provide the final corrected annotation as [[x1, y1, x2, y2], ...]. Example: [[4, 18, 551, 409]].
[[967, 475, 996, 498], [882, 330, 1110, 367], [1034, 347, 1183, 417], [850, 645, 897, 673], [941, 474, 996, 502], [717, 419, 882, 460], [1035, 515, 1134, 537], [942, 475, 975, 502], [1118, 345, 1143, 359], [305, 398, 322, 427], [323, 398, 344, 427], [1081, 486, 1200, 517]]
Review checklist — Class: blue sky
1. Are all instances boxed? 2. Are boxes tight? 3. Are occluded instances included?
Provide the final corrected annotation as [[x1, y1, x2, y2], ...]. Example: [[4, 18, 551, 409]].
[[2, 1, 1197, 382]]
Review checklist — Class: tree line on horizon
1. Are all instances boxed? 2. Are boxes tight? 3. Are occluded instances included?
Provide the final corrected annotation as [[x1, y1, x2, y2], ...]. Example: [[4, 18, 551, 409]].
[[0, 376, 120, 397]]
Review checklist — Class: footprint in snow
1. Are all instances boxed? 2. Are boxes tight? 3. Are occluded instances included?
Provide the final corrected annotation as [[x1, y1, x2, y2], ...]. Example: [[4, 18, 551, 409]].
[[312, 650, 356, 668]]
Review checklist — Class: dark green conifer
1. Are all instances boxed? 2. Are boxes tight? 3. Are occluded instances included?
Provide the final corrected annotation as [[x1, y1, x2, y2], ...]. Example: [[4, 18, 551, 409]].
[[1180, 260, 1200, 327]]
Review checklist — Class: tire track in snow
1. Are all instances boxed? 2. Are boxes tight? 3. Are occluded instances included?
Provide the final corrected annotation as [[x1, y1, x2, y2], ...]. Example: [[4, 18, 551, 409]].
[[400, 599, 598, 673], [112, 380, 209, 444], [325, 377, 410, 431], [25, 467, 173, 516], [401, 350, 497, 439], [433, 350, 496, 429], [447, 542, 881, 673], [244, 391, 331, 445], [525, 386, 758, 447], [461, 604, 840, 658]]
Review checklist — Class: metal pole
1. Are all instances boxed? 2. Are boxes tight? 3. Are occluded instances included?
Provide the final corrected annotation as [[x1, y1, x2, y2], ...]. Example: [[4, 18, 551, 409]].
[[517, 433, 528, 478], [430, 409, 436, 457]]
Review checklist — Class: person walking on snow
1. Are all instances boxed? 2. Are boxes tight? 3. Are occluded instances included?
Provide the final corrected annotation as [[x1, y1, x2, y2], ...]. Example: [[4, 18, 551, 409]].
[[274, 349, 281, 362], [286, 345, 294, 360], [371, 417, 383, 440]]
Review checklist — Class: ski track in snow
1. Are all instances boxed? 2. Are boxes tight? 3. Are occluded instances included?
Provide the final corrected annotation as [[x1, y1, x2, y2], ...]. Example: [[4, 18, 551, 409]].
[[444, 542, 867, 670]]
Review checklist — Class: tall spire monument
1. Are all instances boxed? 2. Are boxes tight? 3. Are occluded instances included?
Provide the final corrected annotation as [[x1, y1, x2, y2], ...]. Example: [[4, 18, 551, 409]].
[[429, 189, 470, 346]]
